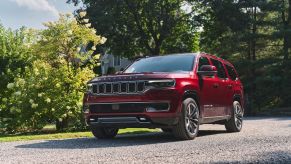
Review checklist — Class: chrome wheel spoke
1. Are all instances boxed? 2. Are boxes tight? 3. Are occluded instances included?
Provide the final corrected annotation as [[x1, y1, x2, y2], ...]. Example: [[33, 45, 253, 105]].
[[190, 118, 199, 124], [236, 119, 242, 128], [234, 104, 243, 128], [236, 114, 243, 120], [190, 121, 198, 128], [188, 124, 193, 133]]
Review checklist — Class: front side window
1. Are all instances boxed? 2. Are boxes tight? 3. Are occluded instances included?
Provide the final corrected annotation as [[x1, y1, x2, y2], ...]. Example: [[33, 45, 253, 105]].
[[210, 59, 227, 79], [226, 64, 237, 80], [124, 54, 196, 73], [198, 56, 210, 71]]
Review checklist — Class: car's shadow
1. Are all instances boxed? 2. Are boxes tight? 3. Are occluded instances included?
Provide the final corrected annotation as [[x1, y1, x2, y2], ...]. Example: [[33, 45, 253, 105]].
[[15, 130, 227, 149]]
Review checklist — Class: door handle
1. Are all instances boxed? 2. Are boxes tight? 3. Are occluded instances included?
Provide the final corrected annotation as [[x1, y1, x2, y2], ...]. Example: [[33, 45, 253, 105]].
[[213, 83, 219, 88]]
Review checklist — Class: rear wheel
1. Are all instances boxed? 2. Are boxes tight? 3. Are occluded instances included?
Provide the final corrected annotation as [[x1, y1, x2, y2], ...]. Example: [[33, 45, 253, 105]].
[[91, 127, 119, 139], [172, 98, 200, 140], [225, 101, 243, 132]]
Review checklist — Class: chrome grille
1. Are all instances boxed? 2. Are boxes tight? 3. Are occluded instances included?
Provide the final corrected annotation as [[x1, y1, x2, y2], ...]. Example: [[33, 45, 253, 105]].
[[91, 81, 145, 95]]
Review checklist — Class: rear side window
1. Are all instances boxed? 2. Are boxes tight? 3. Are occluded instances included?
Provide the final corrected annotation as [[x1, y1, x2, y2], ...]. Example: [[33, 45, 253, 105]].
[[210, 59, 226, 79], [198, 57, 210, 71], [226, 65, 238, 80]]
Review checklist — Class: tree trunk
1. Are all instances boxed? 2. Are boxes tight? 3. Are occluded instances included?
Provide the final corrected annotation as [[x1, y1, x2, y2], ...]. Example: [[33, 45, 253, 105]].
[[251, 7, 257, 111], [282, 0, 291, 61], [245, 6, 258, 116], [283, 34, 289, 61], [56, 118, 69, 131]]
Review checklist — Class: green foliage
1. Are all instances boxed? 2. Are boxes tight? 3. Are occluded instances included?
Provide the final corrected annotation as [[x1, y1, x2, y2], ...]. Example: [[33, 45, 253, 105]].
[[107, 67, 116, 75], [0, 25, 34, 133], [0, 25, 32, 100], [199, 0, 291, 113], [68, 0, 200, 56], [0, 14, 105, 133]]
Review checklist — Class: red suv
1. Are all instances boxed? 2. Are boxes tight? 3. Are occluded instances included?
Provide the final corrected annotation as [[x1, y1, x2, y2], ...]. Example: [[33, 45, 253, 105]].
[[83, 53, 244, 140]]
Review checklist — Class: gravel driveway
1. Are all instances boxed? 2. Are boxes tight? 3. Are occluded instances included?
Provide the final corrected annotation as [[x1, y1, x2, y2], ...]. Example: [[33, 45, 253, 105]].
[[0, 117, 290, 164]]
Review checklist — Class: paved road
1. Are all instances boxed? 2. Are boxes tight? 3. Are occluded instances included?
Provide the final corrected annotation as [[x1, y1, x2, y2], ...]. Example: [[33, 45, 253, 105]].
[[0, 117, 290, 164]]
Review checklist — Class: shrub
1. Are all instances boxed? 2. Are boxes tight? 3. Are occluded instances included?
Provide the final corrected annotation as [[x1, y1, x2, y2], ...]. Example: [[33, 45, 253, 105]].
[[0, 14, 105, 133]]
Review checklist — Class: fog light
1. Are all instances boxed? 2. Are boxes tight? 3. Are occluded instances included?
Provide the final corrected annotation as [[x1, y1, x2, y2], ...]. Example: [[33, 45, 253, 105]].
[[146, 103, 170, 112], [146, 107, 157, 112], [139, 117, 147, 121]]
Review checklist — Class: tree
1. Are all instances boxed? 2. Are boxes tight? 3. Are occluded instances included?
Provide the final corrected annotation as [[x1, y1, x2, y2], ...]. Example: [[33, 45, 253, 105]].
[[199, 0, 291, 113], [1, 14, 105, 133], [68, 0, 199, 57], [280, 0, 291, 61], [0, 25, 34, 133]]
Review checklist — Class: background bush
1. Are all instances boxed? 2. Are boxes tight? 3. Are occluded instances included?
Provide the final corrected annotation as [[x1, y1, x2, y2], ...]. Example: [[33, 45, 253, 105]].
[[0, 14, 105, 133]]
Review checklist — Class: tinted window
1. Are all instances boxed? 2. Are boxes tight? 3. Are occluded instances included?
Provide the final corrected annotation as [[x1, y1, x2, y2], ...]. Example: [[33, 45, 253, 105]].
[[198, 57, 210, 71], [124, 54, 195, 73], [210, 59, 226, 78], [226, 65, 237, 80]]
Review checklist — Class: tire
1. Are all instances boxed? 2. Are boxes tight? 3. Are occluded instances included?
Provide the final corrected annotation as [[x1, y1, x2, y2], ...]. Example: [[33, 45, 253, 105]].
[[91, 127, 119, 139], [225, 101, 244, 132], [161, 128, 172, 133], [172, 98, 200, 140]]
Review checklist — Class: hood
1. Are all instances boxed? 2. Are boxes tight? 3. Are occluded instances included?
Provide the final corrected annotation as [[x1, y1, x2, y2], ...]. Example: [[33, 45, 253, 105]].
[[89, 72, 192, 83]]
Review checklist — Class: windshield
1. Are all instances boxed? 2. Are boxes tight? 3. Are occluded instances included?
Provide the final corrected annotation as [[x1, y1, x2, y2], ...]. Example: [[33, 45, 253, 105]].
[[124, 54, 196, 73]]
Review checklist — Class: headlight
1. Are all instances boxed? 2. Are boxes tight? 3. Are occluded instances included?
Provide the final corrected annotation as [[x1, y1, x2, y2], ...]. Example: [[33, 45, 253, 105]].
[[87, 83, 93, 93], [145, 79, 175, 89]]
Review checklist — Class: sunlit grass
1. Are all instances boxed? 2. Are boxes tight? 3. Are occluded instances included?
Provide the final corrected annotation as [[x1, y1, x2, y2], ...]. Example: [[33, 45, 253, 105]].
[[0, 128, 160, 142]]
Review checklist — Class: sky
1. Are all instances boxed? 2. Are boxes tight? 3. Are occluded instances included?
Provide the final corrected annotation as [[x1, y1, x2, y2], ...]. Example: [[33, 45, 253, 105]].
[[0, 0, 81, 30]]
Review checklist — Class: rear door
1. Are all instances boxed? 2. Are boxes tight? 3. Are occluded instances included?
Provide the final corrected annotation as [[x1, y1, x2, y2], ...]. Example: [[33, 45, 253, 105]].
[[225, 64, 239, 115]]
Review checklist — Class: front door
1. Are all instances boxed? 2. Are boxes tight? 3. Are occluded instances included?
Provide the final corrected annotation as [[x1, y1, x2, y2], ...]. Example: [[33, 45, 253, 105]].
[[197, 56, 221, 117]]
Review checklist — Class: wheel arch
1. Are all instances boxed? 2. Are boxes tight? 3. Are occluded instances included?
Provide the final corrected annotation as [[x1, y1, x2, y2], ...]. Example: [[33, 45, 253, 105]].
[[182, 90, 202, 117], [233, 94, 244, 112]]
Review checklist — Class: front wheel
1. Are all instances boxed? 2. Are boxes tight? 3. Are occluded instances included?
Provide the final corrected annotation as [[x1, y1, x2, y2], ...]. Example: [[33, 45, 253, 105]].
[[172, 98, 200, 140], [91, 127, 119, 139], [225, 101, 243, 132]]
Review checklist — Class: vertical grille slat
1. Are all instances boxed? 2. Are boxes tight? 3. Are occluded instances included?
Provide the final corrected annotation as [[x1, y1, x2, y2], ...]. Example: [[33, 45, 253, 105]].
[[91, 81, 145, 95]]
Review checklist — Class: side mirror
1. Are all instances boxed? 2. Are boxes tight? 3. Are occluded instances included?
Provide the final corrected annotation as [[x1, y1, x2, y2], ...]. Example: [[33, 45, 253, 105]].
[[197, 65, 217, 76]]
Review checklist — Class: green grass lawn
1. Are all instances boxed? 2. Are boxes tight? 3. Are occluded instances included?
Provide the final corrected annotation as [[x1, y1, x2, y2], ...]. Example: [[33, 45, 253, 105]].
[[0, 128, 160, 142]]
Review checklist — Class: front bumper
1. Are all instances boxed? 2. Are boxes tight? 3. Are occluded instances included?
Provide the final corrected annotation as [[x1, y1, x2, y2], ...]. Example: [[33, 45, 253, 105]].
[[88, 116, 179, 128], [83, 88, 182, 128]]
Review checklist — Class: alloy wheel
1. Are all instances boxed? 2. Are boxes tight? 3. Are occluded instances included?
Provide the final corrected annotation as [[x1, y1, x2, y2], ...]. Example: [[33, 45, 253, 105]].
[[185, 102, 199, 135], [234, 104, 243, 129]]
